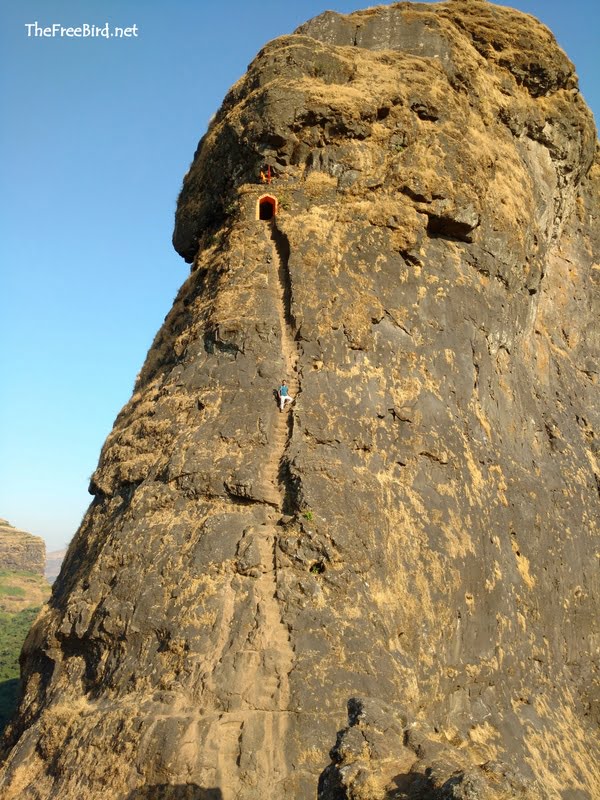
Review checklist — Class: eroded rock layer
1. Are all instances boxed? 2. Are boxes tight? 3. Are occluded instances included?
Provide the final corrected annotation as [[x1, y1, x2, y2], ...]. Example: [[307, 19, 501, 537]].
[[1, 1, 599, 798], [0, 519, 45, 577]]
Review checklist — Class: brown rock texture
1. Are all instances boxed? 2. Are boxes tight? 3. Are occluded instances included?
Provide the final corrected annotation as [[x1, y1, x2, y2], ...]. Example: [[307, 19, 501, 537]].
[[0, 519, 45, 578], [1, 1, 599, 798]]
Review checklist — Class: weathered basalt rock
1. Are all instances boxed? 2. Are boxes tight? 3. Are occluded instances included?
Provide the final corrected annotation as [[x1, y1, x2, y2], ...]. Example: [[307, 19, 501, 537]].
[[0, 519, 45, 577], [1, 2, 599, 798]]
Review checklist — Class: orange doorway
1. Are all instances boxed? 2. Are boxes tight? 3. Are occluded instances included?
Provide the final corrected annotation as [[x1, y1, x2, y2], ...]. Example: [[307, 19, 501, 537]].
[[258, 195, 277, 220]]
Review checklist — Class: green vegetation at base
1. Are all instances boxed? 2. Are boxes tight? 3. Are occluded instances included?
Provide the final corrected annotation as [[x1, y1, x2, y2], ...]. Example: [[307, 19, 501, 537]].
[[0, 569, 51, 615], [0, 607, 39, 733], [0, 607, 38, 680], [0, 585, 26, 597], [0, 569, 44, 579]]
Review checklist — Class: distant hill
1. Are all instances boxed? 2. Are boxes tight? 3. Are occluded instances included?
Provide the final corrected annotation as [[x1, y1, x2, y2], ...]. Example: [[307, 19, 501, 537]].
[[0, 518, 45, 576], [0, 519, 51, 734], [45, 549, 67, 583], [0, 569, 50, 615]]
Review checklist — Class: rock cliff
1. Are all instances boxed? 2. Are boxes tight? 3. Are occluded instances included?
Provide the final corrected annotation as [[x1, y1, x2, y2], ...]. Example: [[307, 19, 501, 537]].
[[1, 1, 599, 798], [0, 519, 45, 577]]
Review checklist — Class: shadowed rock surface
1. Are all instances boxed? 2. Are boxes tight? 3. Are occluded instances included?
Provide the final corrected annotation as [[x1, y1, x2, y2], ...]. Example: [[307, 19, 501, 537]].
[[125, 786, 222, 800], [1, 1, 599, 798]]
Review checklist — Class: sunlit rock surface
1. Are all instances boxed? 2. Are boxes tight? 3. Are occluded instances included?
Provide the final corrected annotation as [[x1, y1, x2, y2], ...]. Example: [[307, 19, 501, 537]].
[[1, 2, 598, 798]]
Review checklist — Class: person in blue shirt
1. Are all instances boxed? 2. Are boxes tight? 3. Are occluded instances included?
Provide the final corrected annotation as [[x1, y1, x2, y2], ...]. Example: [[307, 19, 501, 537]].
[[278, 380, 293, 412]]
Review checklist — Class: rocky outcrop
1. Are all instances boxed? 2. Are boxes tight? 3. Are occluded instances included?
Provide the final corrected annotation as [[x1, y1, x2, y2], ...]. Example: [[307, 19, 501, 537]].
[[318, 697, 531, 799], [1, 2, 599, 798], [0, 519, 45, 577]]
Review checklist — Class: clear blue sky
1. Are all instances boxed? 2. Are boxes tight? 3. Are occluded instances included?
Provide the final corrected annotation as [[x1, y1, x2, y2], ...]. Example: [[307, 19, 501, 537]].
[[1, 0, 598, 552]]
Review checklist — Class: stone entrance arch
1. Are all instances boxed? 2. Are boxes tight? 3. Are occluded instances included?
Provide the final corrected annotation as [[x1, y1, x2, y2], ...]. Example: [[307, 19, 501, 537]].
[[257, 195, 277, 220]]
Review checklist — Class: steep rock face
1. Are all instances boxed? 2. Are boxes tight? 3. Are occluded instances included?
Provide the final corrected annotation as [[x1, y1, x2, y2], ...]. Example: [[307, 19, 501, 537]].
[[0, 519, 45, 577], [1, 2, 599, 799]]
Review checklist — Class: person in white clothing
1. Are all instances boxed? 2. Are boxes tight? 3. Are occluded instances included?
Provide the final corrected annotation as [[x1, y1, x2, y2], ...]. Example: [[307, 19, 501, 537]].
[[278, 380, 293, 412]]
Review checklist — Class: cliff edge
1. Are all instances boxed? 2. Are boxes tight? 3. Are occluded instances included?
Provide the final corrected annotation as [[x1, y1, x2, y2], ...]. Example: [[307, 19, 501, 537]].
[[0, 519, 45, 578], [1, 2, 598, 798]]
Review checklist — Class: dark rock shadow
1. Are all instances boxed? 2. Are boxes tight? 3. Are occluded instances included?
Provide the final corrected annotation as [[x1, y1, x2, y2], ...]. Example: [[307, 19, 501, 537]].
[[0, 678, 20, 734], [125, 786, 222, 800]]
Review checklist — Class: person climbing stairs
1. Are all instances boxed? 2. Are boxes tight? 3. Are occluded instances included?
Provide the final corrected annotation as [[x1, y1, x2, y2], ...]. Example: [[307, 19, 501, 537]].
[[255, 223, 300, 510]]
